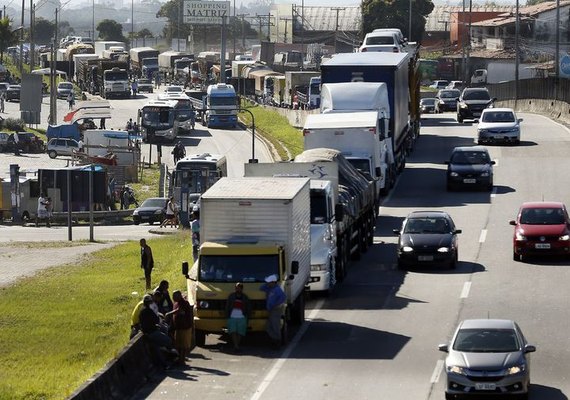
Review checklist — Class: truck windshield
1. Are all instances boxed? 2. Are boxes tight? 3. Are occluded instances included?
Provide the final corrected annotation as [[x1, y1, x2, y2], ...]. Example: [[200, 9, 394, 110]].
[[347, 159, 371, 175], [105, 71, 128, 81], [209, 96, 236, 107], [199, 255, 279, 283], [142, 58, 158, 67], [142, 108, 174, 128], [176, 60, 192, 69], [310, 82, 321, 95], [311, 191, 328, 224]]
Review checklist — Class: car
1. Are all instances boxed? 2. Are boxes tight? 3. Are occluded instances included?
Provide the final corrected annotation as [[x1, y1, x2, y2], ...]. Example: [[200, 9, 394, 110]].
[[164, 85, 184, 95], [57, 82, 74, 99], [0, 82, 9, 95], [10, 132, 45, 153], [137, 78, 154, 93], [0, 131, 10, 151], [6, 84, 21, 101], [435, 89, 461, 112], [477, 108, 522, 145], [446, 80, 465, 91], [457, 87, 495, 123], [446, 146, 494, 191], [439, 319, 535, 400], [132, 197, 169, 225], [393, 211, 461, 270], [509, 201, 570, 261], [429, 80, 449, 90], [420, 98, 436, 114], [359, 31, 404, 53], [46, 137, 79, 158]]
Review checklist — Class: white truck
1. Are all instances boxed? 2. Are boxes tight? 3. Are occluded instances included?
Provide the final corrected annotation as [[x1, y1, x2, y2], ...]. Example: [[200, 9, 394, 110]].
[[320, 82, 395, 194], [303, 111, 384, 199], [158, 51, 193, 78], [244, 163, 339, 293], [94, 41, 126, 58], [284, 70, 321, 107], [73, 53, 99, 83], [184, 177, 311, 346]]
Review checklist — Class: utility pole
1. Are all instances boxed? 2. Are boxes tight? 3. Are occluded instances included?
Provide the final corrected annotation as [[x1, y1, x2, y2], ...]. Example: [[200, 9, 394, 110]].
[[92, 0, 95, 41], [131, 0, 134, 45], [301, 0, 305, 70], [253, 14, 272, 42], [233, 0, 236, 57], [19, 0, 24, 75], [280, 17, 293, 43], [466, 0, 472, 81], [30, 1, 34, 72], [331, 7, 345, 53], [409, 0, 412, 41], [50, 8, 58, 125], [515, 0, 519, 105], [461, 0, 466, 83], [267, 12, 272, 41], [237, 13, 249, 50], [555, 0, 560, 99]]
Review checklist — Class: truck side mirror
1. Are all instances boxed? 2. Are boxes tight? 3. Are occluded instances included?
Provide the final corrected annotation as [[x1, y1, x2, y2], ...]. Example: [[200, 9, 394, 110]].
[[182, 261, 189, 278], [378, 118, 387, 140], [375, 167, 382, 178], [291, 261, 299, 274], [335, 204, 344, 220]]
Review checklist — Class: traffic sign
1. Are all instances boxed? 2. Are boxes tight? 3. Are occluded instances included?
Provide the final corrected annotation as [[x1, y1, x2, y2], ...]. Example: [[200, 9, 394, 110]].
[[184, 1, 230, 25]]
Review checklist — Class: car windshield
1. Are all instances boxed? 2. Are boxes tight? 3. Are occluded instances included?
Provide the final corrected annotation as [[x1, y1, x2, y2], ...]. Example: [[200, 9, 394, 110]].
[[453, 328, 520, 353], [463, 90, 491, 100], [421, 99, 436, 105], [482, 111, 516, 123], [59, 83, 73, 89], [139, 79, 150, 84], [404, 217, 451, 234], [366, 36, 395, 45], [140, 198, 166, 208], [520, 207, 566, 225], [439, 90, 460, 99], [166, 86, 183, 93], [199, 254, 279, 283], [450, 151, 490, 165]]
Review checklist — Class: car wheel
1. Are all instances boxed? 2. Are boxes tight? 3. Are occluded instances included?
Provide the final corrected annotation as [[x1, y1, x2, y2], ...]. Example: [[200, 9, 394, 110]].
[[513, 139, 520, 145], [397, 259, 406, 270], [48, 150, 57, 159], [457, 115, 463, 123], [149, 221, 154, 225], [449, 252, 458, 269], [487, 183, 493, 192], [133, 221, 140, 225], [445, 394, 455, 400], [513, 251, 521, 262]]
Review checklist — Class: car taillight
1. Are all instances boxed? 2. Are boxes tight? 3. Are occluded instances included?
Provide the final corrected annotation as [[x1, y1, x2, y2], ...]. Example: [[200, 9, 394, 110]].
[[361, 48, 368, 52]]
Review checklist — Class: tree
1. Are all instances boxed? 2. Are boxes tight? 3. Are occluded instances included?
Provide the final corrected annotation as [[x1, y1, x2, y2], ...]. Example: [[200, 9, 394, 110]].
[[59, 21, 75, 38], [361, 0, 434, 43], [34, 18, 55, 45], [97, 19, 127, 42], [137, 28, 154, 39], [0, 17, 18, 63]]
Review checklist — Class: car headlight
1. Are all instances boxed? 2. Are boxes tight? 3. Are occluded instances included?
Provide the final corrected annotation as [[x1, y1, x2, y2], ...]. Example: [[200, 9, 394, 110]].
[[133, 210, 139, 215], [448, 365, 467, 375], [559, 234, 570, 241], [311, 263, 328, 271], [450, 172, 458, 177], [459, 102, 468, 109], [437, 247, 450, 253], [506, 363, 526, 375], [515, 231, 527, 241], [198, 300, 209, 309], [402, 246, 414, 252], [154, 209, 163, 214]]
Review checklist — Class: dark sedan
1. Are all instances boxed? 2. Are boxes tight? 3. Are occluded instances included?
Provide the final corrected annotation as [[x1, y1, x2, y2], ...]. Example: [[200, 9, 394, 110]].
[[446, 146, 494, 191], [132, 197, 168, 225], [6, 84, 21, 101], [420, 98, 436, 114], [393, 211, 461, 269], [435, 89, 461, 112], [456, 87, 495, 123]]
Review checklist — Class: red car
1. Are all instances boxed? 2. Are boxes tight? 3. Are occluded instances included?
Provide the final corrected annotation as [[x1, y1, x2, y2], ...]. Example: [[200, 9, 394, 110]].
[[510, 202, 570, 261]]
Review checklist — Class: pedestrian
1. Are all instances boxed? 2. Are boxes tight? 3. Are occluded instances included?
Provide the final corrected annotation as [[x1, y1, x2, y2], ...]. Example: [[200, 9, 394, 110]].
[[0, 91, 5, 113], [156, 72, 161, 88], [133, 122, 140, 135], [77, 138, 84, 152], [131, 80, 138, 98], [154, 280, 174, 314], [139, 294, 178, 369], [160, 196, 178, 228], [130, 293, 150, 339], [140, 238, 154, 290], [165, 290, 193, 365], [12, 132, 20, 156], [260, 274, 286, 349], [225, 282, 250, 353], [190, 209, 200, 260], [126, 118, 133, 131], [67, 92, 75, 110], [36, 193, 50, 227], [99, 118, 106, 129]]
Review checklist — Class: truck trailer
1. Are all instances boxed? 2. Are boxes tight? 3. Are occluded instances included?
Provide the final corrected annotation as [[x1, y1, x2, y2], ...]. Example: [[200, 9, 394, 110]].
[[185, 177, 311, 346]]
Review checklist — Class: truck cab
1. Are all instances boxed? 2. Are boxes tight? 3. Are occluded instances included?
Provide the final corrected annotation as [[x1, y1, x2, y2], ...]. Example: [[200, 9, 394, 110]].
[[204, 84, 238, 129], [102, 67, 129, 99]]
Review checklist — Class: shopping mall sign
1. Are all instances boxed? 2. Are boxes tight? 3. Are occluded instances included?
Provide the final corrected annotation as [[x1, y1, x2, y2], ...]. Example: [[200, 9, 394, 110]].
[[184, 1, 230, 25]]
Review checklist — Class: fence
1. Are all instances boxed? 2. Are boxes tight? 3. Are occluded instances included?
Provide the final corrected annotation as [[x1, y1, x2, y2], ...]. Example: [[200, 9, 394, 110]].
[[488, 77, 570, 104]]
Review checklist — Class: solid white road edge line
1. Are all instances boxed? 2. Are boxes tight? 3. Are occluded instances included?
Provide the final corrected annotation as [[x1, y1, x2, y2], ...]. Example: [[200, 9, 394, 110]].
[[431, 360, 445, 383], [460, 282, 472, 299], [250, 299, 325, 400], [479, 229, 487, 243]]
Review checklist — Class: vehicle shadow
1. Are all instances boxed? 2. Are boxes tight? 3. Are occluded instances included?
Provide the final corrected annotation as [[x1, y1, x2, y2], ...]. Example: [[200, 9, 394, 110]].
[[409, 133, 477, 164], [493, 185, 516, 195], [484, 140, 538, 147], [530, 384, 568, 400], [404, 261, 486, 275], [518, 255, 570, 266], [190, 129, 213, 138]]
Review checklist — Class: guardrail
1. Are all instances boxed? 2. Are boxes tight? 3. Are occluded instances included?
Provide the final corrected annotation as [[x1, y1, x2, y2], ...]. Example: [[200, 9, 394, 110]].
[[51, 209, 133, 222]]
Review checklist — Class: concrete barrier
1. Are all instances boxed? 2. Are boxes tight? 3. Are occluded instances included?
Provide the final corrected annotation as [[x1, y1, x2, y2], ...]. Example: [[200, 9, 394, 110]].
[[66, 333, 155, 400], [497, 98, 570, 127]]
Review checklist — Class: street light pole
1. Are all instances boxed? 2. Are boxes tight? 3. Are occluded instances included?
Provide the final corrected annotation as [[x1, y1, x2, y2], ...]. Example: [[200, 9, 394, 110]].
[[515, 0, 519, 105], [234, 107, 257, 163], [409, 0, 412, 41], [92, 0, 95, 41], [131, 0, 134, 45], [19, 0, 24, 75]]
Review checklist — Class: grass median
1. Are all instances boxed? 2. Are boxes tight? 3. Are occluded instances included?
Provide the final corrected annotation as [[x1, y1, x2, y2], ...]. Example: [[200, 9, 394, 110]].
[[0, 232, 192, 399]]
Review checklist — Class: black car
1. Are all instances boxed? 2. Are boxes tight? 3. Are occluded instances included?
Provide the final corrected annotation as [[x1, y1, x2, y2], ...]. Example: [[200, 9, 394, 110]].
[[446, 146, 494, 191], [420, 98, 436, 114], [456, 87, 495, 123], [393, 211, 461, 270], [132, 197, 168, 225], [435, 89, 461, 112], [6, 84, 21, 101]]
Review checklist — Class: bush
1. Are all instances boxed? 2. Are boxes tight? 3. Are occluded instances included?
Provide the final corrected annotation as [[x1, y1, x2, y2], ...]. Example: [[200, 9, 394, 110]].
[[2, 117, 25, 131]]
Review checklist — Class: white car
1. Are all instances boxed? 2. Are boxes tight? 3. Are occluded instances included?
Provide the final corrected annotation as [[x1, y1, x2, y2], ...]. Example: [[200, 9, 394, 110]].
[[47, 137, 79, 158], [359, 31, 404, 53], [164, 85, 184, 95], [429, 80, 449, 90], [477, 108, 522, 145]]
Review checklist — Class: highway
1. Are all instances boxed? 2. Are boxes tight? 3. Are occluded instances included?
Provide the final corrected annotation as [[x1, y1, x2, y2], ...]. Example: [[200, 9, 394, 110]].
[[131, 111, 570, 400]]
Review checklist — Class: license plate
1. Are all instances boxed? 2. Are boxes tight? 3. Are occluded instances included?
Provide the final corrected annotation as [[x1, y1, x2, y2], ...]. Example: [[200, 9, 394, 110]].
[[475, 383, 496, 391], [418, 255, 433, 261], [535, 243, 551, 249], [463, 179, 476, 184]]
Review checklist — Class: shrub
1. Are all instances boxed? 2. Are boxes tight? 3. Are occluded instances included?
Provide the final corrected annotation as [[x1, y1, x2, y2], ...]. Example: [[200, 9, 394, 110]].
[[3, 118, 25, 131]]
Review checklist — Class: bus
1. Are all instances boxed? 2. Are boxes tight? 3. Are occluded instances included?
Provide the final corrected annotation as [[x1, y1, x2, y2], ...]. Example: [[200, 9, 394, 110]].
[[172, 153, 227, 227], [158, 92, 196, 134]]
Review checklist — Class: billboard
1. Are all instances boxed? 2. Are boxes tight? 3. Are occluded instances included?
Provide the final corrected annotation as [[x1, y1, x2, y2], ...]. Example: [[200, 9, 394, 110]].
[[183, 1, 230, 25]]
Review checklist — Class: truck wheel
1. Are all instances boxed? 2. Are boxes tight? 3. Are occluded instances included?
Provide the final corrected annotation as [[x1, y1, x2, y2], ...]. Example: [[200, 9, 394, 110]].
[[194, 329, 206, 347], [291, 293, 305, 325]]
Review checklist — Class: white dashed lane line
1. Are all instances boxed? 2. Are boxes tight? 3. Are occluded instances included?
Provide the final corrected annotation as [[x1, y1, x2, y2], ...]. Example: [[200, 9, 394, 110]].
[[460, 281, 472, 299], [479, 229, 487, 243]]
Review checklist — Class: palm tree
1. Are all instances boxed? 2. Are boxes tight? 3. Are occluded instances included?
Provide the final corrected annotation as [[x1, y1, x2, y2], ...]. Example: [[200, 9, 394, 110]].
[[0, 17, 18, 64]]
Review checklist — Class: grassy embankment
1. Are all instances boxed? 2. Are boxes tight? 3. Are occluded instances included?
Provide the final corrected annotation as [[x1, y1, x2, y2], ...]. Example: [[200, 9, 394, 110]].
[[0, 104, 302, 399]]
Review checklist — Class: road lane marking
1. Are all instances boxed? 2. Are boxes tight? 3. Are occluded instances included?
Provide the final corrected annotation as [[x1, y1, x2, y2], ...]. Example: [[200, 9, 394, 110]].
[[460, 282, 472, 299], [479, 229, 487, 243], [431, 360, 444, 383], [250, 299, 324, 400]]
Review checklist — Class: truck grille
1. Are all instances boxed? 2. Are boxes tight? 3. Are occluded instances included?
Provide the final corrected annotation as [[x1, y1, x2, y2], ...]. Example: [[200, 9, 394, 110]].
[[112, 83, 124, 91]]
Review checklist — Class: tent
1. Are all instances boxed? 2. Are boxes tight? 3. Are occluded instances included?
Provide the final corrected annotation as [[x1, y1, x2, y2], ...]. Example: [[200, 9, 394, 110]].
[[31, 68, 67, 79]]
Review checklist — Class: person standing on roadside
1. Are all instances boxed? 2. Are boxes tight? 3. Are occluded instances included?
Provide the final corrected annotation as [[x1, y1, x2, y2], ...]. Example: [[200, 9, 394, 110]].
[[260, 274, 286, 349], [165, 290, 193, 365], [226, 282, 250, 353], [190, 209, 200, 260], [0, 91, 5, 113], [140, 238, 154, 290]]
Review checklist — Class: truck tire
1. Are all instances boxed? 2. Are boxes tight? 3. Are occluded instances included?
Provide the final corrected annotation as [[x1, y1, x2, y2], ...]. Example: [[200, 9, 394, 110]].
[[291, 293, 305, 325], [194, 329, 206, 347]]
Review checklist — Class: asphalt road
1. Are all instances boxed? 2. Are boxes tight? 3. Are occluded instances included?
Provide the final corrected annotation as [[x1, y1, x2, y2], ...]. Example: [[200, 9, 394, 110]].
[[130, 111, 570, 400]]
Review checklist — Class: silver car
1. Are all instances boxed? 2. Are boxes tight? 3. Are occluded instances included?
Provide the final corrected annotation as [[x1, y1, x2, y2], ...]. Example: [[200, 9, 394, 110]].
[[47, 137, 79, 158], [477, 108, 522, 145], [439, 319, 536, 400]]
